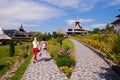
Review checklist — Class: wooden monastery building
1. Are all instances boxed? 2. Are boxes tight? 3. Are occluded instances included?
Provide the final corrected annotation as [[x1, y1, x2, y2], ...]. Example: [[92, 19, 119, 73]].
[[0, 27, 11, 45], [112, 10, 120, 32], [67, 18, 88, 35], [12, 24, 35, 42]]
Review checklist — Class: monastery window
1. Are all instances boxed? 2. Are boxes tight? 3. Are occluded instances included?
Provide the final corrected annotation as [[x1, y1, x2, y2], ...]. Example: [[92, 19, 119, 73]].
[[68, 29, 73, 31]]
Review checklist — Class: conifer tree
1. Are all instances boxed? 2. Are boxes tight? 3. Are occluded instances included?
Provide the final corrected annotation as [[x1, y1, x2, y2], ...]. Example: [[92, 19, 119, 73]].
[[9, 40, 15, 56]]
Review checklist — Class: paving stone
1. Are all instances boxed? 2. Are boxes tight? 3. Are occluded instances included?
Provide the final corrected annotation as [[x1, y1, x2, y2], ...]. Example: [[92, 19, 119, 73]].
[[21, 51, 68, 80]]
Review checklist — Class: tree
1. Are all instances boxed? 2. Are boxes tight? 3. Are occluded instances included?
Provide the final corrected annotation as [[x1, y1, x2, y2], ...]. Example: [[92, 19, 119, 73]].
[[47, 33, 51, 40], [111, 25, 114, 31], [52, 31, 57, 39], [9, 40, 15, 56], [93, 28, 100, 34], [30, 32, 44, 41], [105, 23, 114, 32]]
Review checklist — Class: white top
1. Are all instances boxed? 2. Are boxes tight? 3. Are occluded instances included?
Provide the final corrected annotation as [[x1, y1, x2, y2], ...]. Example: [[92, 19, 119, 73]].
[[32, 41, 39, 48], [41, 41, 47, 49]]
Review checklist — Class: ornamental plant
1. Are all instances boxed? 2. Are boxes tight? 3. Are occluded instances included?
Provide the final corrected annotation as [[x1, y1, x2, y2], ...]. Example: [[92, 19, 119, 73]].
[[58, 48, 73, 56], [47, 38, 75, 78], [57, 48, 75, 67], [112, 34, 120, 54], [58, 48, 65, 55], [66, 49, 73, 56], [9, 40, 15, 57]]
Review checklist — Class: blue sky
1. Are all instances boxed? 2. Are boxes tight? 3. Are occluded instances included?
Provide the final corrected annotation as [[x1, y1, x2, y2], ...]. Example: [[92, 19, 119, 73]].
[[0, 0, 120, 33]]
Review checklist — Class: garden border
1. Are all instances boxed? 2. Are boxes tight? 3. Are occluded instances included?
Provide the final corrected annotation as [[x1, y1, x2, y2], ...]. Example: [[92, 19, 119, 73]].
[[79, 41, 120, 77]]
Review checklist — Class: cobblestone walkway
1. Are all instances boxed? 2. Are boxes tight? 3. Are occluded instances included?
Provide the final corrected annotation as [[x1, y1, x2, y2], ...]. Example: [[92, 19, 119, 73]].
[[21, 51, 68, 80], [21, 39, 120, 80], [70, 39, 120, 80]]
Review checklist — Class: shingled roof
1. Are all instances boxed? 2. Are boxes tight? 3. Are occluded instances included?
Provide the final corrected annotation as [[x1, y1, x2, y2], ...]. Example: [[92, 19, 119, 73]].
[[0, 27, 11, 40]]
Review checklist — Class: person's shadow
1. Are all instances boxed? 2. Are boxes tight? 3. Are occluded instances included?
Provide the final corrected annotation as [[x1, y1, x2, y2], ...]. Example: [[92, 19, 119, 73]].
[[44, 58, 53, 61], [37, 58, 53, 62], [37, 51, 53, 62]]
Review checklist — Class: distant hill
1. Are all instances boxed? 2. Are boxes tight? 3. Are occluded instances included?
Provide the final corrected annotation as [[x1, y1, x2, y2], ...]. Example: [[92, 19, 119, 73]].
[[4, 29, 17, 37]]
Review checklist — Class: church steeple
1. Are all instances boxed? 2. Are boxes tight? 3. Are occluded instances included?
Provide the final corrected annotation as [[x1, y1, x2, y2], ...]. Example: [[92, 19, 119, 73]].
[[75, 17, 81, 28], [19, 24, 25, 32]]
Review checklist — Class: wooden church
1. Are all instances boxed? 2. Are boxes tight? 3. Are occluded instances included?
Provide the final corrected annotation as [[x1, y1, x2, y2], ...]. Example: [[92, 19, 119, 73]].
[[12, 24, 36, 42], [67, 18, 88, 35], [111, 10, 120, 32]]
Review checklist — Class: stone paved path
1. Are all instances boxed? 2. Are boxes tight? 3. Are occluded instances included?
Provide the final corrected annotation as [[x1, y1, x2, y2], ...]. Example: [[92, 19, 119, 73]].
[[21, 39, 120, 80], [70, 39, 120, 80], [21, 51, 68, 80]]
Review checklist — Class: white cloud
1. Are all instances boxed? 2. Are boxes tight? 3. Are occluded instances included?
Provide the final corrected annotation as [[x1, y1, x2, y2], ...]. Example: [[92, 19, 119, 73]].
[[0, 19, 20, 29], [66, 18, 93, 25], [0, 0, 64, 29], [104, 0, 120, 7], [43, 0, 79, 8], [79, 18, 94, 23], [91, 23, 106, 29], [43, 0, 100, 11]]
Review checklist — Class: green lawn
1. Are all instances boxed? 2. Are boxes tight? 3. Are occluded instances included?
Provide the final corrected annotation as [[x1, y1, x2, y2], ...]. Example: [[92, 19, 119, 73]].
[[10, 53, 32, 80], [0, 42, 31, 77], [0, 45, 16, 76]]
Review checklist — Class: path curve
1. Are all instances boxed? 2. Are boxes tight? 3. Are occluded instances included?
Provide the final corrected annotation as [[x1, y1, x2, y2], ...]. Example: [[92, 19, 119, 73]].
[[21, 51, 68, 80], [70, 39, 120, 80]]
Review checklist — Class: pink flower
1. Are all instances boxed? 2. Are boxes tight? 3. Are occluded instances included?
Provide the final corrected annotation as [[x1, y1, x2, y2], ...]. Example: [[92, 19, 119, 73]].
[[67, 49, 73, 56], [58, 48, 65, 55]]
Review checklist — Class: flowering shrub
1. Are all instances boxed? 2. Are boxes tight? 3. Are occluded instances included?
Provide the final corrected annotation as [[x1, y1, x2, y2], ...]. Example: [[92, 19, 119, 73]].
[[58, 48, 65, 55], [58, 48, 73, 56], [59, 66, 74, 78], [47, 39, 75, 78], [67, 49, 73, 56], [72, 34, 120, 65]]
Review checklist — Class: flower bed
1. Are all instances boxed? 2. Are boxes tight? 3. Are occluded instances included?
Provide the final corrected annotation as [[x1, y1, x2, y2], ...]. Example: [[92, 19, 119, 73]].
[[72, 34, 120, 65], [47, 38, 75, 78]]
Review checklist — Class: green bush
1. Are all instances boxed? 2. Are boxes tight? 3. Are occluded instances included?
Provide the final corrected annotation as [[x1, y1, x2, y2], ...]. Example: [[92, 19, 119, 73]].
[[47, 38, 75, 78], [51, 50, 58, 59], [112, 34, 120, 54], [56, 54, 75, 67], [57, 37, 64, 46]]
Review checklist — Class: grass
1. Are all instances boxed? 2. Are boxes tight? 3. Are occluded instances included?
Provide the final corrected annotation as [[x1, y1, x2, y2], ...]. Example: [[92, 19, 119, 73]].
[[10, 53, 32, 80], [0, 42, 31, 77], [62, 39, 75, 50], [0, 45, 20, 76]]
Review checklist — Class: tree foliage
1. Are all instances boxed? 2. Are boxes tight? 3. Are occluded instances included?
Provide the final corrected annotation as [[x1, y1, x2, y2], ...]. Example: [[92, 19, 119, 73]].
[[90, 23, 114, 34]]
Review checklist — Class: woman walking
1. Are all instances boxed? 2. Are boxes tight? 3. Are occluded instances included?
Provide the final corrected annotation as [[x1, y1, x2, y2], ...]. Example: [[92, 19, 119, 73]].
[[40, 37, 48, 60], [32, 37, 39, 63]]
